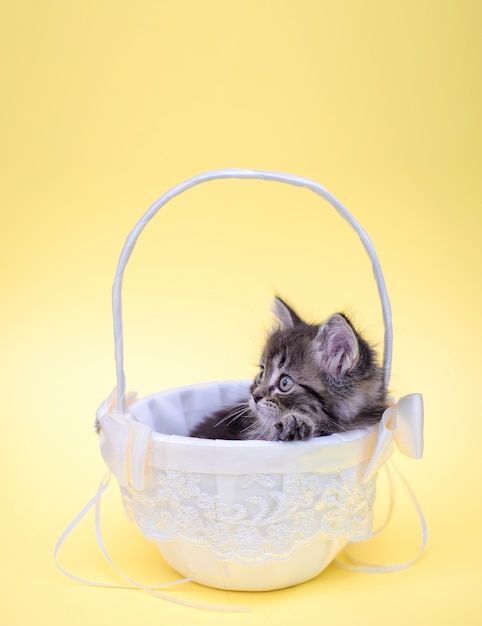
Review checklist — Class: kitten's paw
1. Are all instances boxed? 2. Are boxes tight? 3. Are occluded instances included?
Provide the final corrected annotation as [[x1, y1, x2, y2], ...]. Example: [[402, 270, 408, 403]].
[[270, 414, 314, 441]]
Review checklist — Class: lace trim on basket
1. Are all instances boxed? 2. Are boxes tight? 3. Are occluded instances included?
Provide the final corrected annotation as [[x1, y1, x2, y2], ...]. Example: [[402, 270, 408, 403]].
[[120, 466, 376, 565]]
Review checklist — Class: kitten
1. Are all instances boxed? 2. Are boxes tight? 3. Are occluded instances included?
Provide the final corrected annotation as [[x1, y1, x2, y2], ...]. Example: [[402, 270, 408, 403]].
[[189, 297, 387, 441]]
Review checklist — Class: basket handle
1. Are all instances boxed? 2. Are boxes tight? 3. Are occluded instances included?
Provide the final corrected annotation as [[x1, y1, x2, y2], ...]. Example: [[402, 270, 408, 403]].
[[112, 169, 392, 413]]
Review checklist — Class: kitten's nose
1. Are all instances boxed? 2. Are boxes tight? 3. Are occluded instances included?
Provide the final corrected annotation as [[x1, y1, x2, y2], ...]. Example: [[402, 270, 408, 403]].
[[252, 391, 263, 404]]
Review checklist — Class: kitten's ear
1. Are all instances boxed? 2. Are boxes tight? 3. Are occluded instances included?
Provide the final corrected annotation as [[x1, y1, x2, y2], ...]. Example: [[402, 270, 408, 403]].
[[316, 313, 359, 378], [271, 297, 304, 328]]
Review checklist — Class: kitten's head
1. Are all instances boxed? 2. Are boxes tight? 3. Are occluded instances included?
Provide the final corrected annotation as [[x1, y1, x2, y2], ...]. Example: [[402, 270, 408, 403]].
[[248, 297, 387, 438]]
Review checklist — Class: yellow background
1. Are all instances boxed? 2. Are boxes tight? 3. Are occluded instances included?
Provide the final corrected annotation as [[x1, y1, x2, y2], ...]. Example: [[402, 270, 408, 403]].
[[1, 1, 481, 624]]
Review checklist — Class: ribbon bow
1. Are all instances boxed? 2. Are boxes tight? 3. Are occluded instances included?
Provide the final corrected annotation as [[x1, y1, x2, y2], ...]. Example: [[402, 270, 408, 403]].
[[363, 393, 424, 484]]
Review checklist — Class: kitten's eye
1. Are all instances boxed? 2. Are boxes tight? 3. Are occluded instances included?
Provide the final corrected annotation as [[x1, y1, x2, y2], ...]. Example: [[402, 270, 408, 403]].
[[256, 367, 265, 384], [278, 375, 294, 392]]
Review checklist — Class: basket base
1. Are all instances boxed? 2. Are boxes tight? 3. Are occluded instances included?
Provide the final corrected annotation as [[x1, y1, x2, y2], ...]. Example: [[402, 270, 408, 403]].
[[156, 536, 348, 591]]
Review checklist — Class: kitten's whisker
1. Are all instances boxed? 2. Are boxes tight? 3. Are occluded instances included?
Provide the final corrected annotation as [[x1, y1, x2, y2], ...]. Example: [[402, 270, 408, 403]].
[[214, 402, 251, 428]]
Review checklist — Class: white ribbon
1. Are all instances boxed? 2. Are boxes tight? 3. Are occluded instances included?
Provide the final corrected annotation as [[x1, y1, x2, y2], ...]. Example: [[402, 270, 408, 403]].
[[363, 393, 424, 484], [94, 388, 138, 434], [54, 473, 250, 612], [336, 459, 428, 573]]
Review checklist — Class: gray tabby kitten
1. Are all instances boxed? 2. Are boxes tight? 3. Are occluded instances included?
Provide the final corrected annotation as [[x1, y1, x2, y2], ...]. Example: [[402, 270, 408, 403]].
[[190, 297, 387, 441]]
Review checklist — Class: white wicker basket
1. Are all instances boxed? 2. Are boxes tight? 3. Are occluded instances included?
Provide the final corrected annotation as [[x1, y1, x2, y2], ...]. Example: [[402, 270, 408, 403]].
[[96, 169, 423, 591]]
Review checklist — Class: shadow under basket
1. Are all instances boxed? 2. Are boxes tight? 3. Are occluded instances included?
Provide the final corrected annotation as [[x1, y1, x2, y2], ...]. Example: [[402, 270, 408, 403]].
[[95, 169, 424, 593]]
